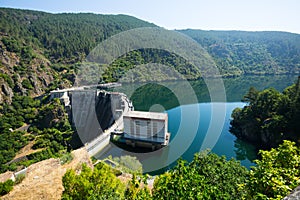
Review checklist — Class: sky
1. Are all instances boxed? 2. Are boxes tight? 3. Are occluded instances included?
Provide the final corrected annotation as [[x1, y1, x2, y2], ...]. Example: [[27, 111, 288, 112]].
[[1, 0, 300, 34]]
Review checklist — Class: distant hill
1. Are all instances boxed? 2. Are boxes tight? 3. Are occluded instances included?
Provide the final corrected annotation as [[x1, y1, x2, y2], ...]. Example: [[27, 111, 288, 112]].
[[179, 29, 300, 76], [0, 8, 300, 103]]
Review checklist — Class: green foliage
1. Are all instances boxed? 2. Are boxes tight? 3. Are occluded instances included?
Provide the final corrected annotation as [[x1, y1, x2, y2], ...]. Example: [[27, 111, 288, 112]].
[[0, 95, 42, 172], [230, 76, 300, 148], [0, 179, 14, 196], [180, 30, 300, 76], [0, 73, 14, 88], [246, 140, 300, 200], [101, 48, 201, 83], [0, 130, 29, 173], [0, 95, 73, 173], [125, 174, 152, 200], [33, 128, 71, 153], [1, 37, 21, 53], [152, 151, 249, 199], [35, 98, 71, 131], [60, 152, 74, 165], [0, 8, 155, 64], [61, 145, 300, 199], [0, 95, 40, 132], [21, 79, 33, 89], [62, 163, 126, 200], [14, 173, 26, 185], [111, 155, 143, 174]]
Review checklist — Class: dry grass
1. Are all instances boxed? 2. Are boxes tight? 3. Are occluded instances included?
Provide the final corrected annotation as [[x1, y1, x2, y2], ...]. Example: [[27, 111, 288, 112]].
[[0, 171, 14, 183], [2, 148, 92, 200]]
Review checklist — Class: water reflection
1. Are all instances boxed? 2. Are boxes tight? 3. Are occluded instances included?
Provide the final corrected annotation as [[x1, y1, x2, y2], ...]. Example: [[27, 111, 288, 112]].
[[115, 75, 298, 111], [234, 139, 258, 164], [97, 75, 299, 172]]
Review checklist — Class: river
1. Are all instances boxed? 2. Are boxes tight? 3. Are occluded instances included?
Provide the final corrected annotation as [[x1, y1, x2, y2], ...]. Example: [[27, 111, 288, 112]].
[[94, 75, 298, 173]]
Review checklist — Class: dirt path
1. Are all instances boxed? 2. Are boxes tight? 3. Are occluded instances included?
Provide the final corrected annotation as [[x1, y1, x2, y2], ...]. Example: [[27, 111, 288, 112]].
[[13, 141, 44, 160]]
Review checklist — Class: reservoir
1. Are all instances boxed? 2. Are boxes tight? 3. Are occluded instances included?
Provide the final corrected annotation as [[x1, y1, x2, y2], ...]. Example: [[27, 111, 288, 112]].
[[94, 75, 298, 173]]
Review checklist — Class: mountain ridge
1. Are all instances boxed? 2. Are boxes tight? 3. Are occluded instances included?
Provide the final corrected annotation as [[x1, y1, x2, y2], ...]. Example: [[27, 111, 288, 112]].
[[0, 7, 300, 103]]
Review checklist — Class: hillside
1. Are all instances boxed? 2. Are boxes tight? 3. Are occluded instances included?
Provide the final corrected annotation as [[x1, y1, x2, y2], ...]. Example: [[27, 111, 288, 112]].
[[1, 148, 93, 200], [0, 7, 300, 199], [1, 8, 300, 103], [0, 8, 155, 103], [180, 29, 300, 76]]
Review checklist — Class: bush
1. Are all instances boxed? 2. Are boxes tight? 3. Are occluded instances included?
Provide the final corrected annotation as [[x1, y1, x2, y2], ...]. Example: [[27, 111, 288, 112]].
[[2, 37, 21, 53], [59, 152, 73, 165], [62, 164, 126, 200], [0, 73, 14, 88], [153, 151, 249, 200], [246, 140, 300, 199], [14, 173, 26, 185], [0, 179, 14, 196], [21, 79, 33, 89]]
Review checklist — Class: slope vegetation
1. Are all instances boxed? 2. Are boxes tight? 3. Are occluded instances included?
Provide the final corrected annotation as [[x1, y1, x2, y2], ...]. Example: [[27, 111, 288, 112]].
[[0, 8, 155, 103]]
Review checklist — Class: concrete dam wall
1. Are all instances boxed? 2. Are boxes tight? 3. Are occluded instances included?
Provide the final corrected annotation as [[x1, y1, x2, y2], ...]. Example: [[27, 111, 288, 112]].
[[70, 90, 123, 145]]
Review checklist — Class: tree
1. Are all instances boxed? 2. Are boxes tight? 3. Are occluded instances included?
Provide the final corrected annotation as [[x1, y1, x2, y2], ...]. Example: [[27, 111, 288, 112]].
[[246, 140, 300, 200], [230, 77, 300, 148], [125, 174, 152, 200], [152, 151, 248, 200], [242, 86, 259, 103], [62, 163, 126, 200]]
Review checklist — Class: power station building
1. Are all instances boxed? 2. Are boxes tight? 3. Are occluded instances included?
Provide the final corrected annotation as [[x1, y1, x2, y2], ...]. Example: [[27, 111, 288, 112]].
[[123, 111, 170, 150]]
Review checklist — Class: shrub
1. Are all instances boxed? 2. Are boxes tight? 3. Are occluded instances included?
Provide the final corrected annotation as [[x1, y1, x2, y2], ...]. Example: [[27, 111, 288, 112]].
[[0, 179, 14, 196], [14, 173, 26, 185], [21, 79, 33, 89], [60, 152, 73, 165]]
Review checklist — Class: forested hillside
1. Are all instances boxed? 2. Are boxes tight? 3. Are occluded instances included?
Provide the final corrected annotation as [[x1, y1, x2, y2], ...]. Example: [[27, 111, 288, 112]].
[[1, 8, 300, 199], [1, 8, 300, 104], [180, 29, 300, 76], [0, 8, 155, 103]]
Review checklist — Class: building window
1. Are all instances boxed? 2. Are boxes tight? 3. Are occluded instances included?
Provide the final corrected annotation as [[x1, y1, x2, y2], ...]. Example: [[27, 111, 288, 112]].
[[147, 121, 151, 137], [135, 120, 140, 136], [130, 120, 134, 135], [153, 121, 157, 134]]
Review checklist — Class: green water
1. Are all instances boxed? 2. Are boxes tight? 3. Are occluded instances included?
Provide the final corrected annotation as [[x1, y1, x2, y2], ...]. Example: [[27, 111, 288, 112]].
[[96, 75, 298, 173]]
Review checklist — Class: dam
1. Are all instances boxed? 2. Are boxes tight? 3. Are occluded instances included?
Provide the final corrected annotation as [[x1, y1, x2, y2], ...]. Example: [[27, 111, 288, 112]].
[[50, 86, 132, 156], [50, 83, 170, 157]]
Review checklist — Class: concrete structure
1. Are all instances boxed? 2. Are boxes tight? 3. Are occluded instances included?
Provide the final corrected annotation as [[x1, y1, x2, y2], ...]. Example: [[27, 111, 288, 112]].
[[83, 91, 132, 156], [49, 85, 170, 155], [50, 89, 70, 106], [123, 111, 170, 150]]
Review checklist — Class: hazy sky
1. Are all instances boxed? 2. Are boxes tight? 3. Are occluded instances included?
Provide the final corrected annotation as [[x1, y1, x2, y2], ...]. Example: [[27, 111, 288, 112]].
[[1, 0, 299, 33]]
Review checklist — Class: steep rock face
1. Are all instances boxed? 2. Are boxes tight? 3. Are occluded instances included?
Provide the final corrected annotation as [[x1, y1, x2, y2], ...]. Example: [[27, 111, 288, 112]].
[[0, 81, 13, 103], [283, 186, 300, 200], [0, 36, 55, 103]]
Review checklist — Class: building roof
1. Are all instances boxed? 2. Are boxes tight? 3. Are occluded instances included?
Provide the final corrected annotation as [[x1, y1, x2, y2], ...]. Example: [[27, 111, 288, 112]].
[[123, 111, 167, 120]]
